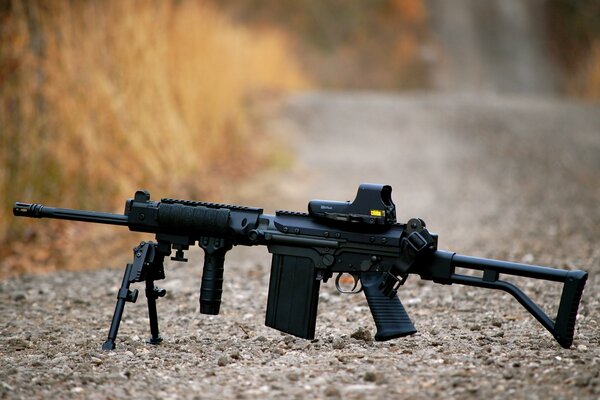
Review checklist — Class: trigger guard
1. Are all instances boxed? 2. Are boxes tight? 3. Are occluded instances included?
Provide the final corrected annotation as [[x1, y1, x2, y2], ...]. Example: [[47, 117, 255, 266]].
[[335, 273, 363, 294], [353, 276, 363, 293]]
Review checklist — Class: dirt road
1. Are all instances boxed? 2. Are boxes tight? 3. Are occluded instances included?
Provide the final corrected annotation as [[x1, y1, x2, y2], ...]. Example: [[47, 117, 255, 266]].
[[425, 0, 561, 93], [2, 92, 599, 399]]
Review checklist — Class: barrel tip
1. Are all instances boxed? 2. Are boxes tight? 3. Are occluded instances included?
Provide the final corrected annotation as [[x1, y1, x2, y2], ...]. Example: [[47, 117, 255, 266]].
[[13, 202, 31, 216], [13, 202, 42, 218]]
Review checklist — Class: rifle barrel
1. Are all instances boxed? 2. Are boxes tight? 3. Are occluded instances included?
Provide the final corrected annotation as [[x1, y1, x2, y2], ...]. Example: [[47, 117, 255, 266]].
[[13, 202, 128, 226]]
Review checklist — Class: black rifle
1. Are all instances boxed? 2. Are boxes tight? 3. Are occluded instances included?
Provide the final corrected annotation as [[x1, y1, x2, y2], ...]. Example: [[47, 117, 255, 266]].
[[13, 184, 587, 350]]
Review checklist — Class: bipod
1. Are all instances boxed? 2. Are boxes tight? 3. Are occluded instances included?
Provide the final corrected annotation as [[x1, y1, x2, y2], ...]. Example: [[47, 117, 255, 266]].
[[102, 241, 168, 351]]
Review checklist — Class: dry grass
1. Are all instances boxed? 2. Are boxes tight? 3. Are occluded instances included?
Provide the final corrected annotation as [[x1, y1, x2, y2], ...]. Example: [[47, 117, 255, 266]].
[[545, 0, 600, 99], [0, 0, 306, 277], [211, 0, 431, 89], [570, 42, 600, 98]]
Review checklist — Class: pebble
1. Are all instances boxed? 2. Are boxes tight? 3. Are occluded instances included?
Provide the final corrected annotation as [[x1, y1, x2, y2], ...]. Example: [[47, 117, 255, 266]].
[[1, 382, 14, 391], [51, 356, 68, 365], [363, 371, 382, 383], [283, 335, 296, 345], [286, 372, 300, 382], [274, 348, 286, 356], [12, 292, 27, 301], [350, 327, 372, 342], [8, 338, 30, 350], [521, 254, 535, 264], [324, 386, 341, 398], [217, 356, 229, 367], [575, 375, 591, 387], [90, 357, 103, 365], [216, 343, 227, 351], [332, 338, 345, 350]]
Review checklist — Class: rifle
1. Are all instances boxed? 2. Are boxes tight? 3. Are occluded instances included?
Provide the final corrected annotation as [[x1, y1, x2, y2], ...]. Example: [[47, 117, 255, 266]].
[[13, 184, 587, 350]]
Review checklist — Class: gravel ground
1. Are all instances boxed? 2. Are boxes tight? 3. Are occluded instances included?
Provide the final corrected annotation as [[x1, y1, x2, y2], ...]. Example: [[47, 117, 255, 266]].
[[2, 92, 600, 399]]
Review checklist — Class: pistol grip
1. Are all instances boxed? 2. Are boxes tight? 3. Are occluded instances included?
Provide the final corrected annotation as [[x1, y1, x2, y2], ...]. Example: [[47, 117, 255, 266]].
[[361, 272, 417, 341]]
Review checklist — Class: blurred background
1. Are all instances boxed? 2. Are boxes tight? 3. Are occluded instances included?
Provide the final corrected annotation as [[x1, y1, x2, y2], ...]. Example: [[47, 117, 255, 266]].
[[1, 0, 599, 277]]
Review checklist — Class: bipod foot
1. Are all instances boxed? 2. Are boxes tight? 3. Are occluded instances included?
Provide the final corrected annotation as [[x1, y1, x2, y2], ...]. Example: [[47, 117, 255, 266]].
[[102, 339, 116, 351], [146, 335, 163, 345]]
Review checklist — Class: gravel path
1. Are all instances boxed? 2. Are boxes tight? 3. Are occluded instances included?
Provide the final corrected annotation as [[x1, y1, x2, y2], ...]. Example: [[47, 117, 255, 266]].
[[425, 0, 561, 93], [2, 92, 600, 399]]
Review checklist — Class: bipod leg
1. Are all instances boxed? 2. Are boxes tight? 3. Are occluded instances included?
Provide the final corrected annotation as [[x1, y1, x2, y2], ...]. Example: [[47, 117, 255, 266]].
[[102, 241, 159, 351], [144, 242, 168, 345], [145, 277, 167, 345], [102, 262, 139, 351]]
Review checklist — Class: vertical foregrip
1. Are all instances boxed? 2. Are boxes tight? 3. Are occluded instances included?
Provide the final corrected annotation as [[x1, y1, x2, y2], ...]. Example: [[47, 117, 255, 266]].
[[554, 270, 588, 349], [199, 251, 226, 315], [361, 272, 417, 341]]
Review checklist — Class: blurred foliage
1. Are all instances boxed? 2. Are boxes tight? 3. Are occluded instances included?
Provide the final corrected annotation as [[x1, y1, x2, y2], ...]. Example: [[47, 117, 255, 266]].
[[209, 0, 431, 89], [0, 0, 306, 277], [0, 0, 431, 277], [546, 0, 600, 98]]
